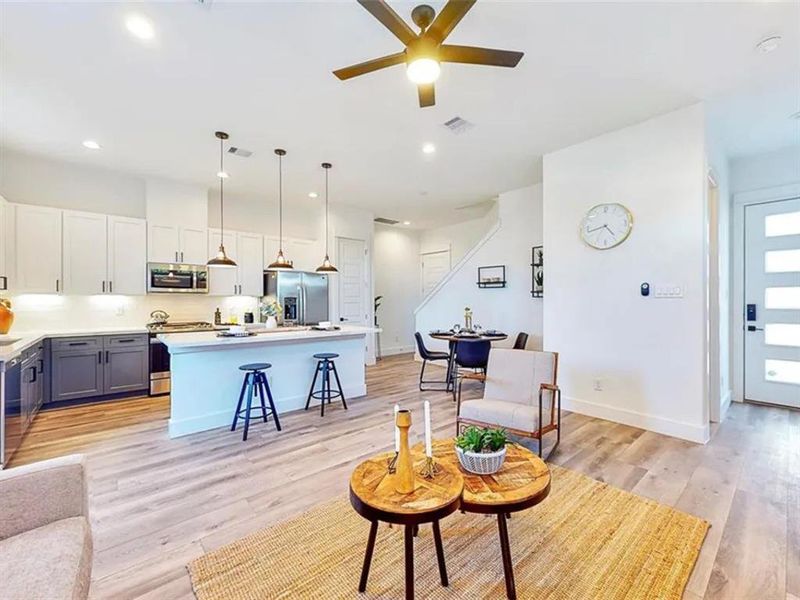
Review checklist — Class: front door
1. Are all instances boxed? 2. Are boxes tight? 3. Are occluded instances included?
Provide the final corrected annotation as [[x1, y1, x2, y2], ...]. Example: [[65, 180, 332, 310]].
[[744, 197, 800, 408], [337, 237, 367, 326]]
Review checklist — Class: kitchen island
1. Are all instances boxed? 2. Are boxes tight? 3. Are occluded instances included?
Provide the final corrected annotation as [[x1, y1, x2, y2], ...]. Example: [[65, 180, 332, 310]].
[[159, 325, 374, 438]]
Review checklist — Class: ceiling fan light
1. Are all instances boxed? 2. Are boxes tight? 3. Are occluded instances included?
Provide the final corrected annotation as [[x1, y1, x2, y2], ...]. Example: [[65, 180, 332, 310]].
[[208, 245, 237, 268], [407, 58, 441, 84]]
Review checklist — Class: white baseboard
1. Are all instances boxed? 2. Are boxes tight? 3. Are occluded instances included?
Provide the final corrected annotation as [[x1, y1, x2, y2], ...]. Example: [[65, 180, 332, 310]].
[[168, 383, 367, 438], [562, 395, 710, 444], [379, 345, 415, 357]]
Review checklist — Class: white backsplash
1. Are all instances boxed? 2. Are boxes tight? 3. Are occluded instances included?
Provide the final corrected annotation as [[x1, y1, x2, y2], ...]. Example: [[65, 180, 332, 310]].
[[7, 293, 260, 332]]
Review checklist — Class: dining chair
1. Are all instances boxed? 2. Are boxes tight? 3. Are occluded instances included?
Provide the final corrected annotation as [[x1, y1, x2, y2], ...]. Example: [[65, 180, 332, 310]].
[[414, 332, 450, 391], [512, 332, 529, 350], [456, 348, 561, 461], [452, 340, 491, 400]]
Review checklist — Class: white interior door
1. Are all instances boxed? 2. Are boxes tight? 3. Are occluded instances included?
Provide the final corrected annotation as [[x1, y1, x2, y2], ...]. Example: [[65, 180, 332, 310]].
[[421, 249, 451, 297], [337, 237, 366, 326], [744, 197, 800, 408]]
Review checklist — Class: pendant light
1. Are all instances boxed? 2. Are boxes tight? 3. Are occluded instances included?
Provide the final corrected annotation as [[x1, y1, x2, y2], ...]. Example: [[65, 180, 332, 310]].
[[316, 162, 338, 273], [207, 131, 237, 268], [268, 148, 293, 270]]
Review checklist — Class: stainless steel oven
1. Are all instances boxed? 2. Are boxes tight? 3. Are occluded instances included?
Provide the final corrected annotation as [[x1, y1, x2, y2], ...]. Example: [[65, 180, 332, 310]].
[[147, 263, 208, 294], [147, 321, 216, 395]]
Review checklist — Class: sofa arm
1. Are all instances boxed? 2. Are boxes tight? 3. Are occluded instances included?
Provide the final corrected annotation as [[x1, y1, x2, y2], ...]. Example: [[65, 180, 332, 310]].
[[0, 454, 88, 541]]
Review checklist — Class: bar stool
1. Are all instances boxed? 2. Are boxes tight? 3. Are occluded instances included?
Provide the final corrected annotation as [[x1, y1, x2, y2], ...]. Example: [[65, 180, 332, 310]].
[[231, 363, 281, 441], [305, 353, 347, 416]]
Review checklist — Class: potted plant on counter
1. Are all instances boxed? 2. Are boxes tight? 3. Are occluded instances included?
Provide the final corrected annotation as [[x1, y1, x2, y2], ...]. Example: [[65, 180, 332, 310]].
[[455, 426, 508, 475], [260, 299, 282, 329]]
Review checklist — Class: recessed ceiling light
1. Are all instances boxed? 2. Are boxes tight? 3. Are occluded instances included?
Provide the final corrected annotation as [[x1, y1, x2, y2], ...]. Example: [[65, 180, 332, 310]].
[[422, 143, 436, 154], [403, 221, 411, 225], [756, 35, 781, 53], [216, 171, 229, 179], [308, 192, 318, 198], [125, 14, 155, 41], [82, 140, 101, 150]]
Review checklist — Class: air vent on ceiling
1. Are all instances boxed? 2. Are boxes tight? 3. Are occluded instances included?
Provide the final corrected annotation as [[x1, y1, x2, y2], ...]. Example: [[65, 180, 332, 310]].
[[443, 116, 474, 135], [228, 147, 253, 157], [374, 217, 400, 225]]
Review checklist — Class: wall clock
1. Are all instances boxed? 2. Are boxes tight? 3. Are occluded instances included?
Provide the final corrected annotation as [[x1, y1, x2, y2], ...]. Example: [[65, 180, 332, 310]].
[[580, 203, 633, 250]]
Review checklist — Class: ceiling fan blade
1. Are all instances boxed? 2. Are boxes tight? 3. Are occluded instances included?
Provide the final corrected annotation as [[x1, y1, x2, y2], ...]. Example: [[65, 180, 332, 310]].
[[425, 0, 476, 44], [357, 0, 417, 46], [439, 44, 524, 68], [418, 83, 435, 108], [333, 52, 406, 80]]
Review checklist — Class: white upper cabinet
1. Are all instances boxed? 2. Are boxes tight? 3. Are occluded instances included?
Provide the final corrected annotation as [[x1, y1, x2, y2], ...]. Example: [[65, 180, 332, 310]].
[[14, 204, 63, 294], [0, 197, 8, 291], [148, 224, 180, 263], [287, 238, 320, 271], [263, 235, 281, 269], [207, 229, 238, 296], [147, 224, 207, 264], [237, 232, 264, 296], [62, 210, 108, 295], [180, 227, 208, 265], [108, 216, 147, 295]]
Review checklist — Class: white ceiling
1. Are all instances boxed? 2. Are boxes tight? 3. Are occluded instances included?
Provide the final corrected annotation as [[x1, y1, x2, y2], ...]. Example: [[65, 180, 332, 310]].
[[2, 1, 798, 228]]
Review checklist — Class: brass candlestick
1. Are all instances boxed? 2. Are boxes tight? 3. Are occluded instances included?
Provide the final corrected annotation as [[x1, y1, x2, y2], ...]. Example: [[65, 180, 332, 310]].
[[394, 409, 415, 494], [419, 456, 440, 479]]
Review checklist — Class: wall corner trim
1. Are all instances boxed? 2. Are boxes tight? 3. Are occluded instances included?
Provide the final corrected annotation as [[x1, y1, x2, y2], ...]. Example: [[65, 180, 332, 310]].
[[413, 219, 502, 315]]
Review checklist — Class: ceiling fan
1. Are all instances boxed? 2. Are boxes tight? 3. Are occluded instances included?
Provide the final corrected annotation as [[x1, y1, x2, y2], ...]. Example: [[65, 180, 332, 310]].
[[333, 0, 524, 108]]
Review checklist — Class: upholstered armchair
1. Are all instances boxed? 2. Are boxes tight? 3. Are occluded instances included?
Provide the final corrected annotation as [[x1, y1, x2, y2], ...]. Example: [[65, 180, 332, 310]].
[[0, 454, 93, 600], [456, 348, 561, 460]]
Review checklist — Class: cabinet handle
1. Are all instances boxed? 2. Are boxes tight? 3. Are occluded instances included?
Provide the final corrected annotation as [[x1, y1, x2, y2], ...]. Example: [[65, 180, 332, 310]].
[[69, 342, 88, 346], [0, 275, 7, 290], [105, 350, 110, 363], [117, 338, 136, 343], [98, 351, 102, 364], [30, 366, 37, 383], [37, 359, 44, 374], [102, 280, 106, 293], [56, 279, 60, 292], [175, 251, 179, 262], [181, 251, 184, 263], [109, 281, 113, 293]]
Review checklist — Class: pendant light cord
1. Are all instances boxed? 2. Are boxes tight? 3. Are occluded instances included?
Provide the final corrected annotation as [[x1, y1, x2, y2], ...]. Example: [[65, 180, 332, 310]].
[[219, 137, 224, 242], [278, 152, 283, 251], [325, 166, 329, 256]]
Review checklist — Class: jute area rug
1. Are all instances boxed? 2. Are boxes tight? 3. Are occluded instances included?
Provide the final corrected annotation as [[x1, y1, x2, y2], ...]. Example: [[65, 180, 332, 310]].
[[188, 465, 708, 599]]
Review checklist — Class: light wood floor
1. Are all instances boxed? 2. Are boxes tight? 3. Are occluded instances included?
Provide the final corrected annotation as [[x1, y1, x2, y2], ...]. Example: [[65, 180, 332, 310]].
[[11, 354, 799, 600]]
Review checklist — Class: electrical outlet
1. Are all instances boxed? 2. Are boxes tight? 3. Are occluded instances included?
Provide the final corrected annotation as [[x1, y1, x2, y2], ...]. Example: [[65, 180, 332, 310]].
[[654, 285, 683, 298], [593, 378, 603, 392], [115, 305, 125, 316]]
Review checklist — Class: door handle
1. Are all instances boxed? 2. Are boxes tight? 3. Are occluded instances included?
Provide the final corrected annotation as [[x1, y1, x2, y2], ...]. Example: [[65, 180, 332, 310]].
[[747, 325, 764, 332]]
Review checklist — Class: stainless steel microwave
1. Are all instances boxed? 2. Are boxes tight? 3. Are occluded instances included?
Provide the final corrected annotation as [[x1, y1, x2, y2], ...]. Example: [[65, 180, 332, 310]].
[[147, 263, 208, 294]]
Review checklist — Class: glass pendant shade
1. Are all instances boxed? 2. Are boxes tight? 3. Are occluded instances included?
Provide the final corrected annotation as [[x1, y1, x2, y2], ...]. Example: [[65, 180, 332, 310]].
[[208, 131, 237, 268], [269, 148, 293, 270], [316, 162, 338, 273]]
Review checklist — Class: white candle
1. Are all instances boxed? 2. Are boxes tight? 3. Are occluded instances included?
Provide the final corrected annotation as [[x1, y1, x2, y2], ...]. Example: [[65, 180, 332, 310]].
[[393, 404, 400, 452], [424, 400, 432, 458]]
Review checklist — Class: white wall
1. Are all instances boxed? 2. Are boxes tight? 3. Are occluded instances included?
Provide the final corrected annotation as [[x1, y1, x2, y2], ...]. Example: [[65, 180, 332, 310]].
[[730, 145, 800, 194], [543, 104, 709, 443], [0, 149, 145, 217], [146, 178, 208, 229], [419, 204, 498, 265], [374, 224, 420, 356], [415, 184, 543, 353], [208, 189, 321, 240]]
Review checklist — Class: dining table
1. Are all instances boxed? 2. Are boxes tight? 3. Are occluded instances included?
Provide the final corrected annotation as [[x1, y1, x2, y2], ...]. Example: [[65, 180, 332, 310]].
[[428, 330, 508, 391]]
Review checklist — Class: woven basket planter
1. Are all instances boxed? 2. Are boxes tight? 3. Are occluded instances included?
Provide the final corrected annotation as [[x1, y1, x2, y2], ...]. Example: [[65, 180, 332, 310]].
[[455, 445, 507, 475]]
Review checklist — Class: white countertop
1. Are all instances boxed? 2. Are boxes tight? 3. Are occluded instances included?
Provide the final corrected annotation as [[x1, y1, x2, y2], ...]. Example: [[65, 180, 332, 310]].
[[0, 327, 148, 363], [159, 325, 378, 354]]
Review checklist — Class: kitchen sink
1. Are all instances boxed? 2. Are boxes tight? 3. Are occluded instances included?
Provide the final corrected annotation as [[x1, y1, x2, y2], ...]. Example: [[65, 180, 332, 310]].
[[0, 338, 21, 346]]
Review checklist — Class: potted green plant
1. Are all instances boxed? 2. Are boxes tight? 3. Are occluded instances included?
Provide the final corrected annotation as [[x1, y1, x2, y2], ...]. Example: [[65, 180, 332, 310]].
[[260, 299, 282, 329], [455, 426, 508, 474]]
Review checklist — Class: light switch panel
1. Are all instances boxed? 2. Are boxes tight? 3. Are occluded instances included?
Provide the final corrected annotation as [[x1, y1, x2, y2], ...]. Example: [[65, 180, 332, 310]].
[[654, 285, 683, 298]]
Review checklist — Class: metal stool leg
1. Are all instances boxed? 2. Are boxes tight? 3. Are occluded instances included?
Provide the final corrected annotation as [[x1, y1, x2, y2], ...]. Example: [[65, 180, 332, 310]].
[[331, 360, 347, 409], [305, 361, 321, 410], [231, 372, 249, 431], [256, 372, 269, 423], [262, 372, 281, 431], [242, 376, 255, 441], [320, 360, 327, 417]]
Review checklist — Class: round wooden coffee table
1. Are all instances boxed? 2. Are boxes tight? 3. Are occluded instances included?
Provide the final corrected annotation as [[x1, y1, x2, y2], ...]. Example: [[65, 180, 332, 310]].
[[429, 438, 551, 600], [349, 450, 464, 600]]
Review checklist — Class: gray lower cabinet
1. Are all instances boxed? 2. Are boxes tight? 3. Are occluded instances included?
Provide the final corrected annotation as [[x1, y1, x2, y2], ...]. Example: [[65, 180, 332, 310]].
[[50, 334, 148, 402]]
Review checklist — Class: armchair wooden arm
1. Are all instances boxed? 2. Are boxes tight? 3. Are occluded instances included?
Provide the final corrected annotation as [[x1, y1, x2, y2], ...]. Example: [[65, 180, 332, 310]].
[[540, 383, 559, 392]]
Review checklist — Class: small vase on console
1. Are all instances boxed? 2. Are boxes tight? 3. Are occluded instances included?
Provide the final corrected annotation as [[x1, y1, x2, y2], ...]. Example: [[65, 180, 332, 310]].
[[265, 316, 278, 329]]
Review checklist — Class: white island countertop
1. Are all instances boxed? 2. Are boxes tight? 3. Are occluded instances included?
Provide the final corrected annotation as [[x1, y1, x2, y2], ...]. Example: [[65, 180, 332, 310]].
[[158, 325, 378, 354]]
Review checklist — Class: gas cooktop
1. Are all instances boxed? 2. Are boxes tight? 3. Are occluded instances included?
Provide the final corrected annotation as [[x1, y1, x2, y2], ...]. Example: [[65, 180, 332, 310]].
[[147, 321, 216, 333]]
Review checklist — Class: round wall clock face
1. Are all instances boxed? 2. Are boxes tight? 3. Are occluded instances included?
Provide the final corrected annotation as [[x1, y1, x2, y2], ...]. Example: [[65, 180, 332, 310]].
[[580, 203, 633, 250]]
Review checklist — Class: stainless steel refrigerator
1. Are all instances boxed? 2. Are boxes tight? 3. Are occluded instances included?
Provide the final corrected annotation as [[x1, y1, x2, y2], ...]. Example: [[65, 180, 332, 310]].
[[263, 271, 329, 325]]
